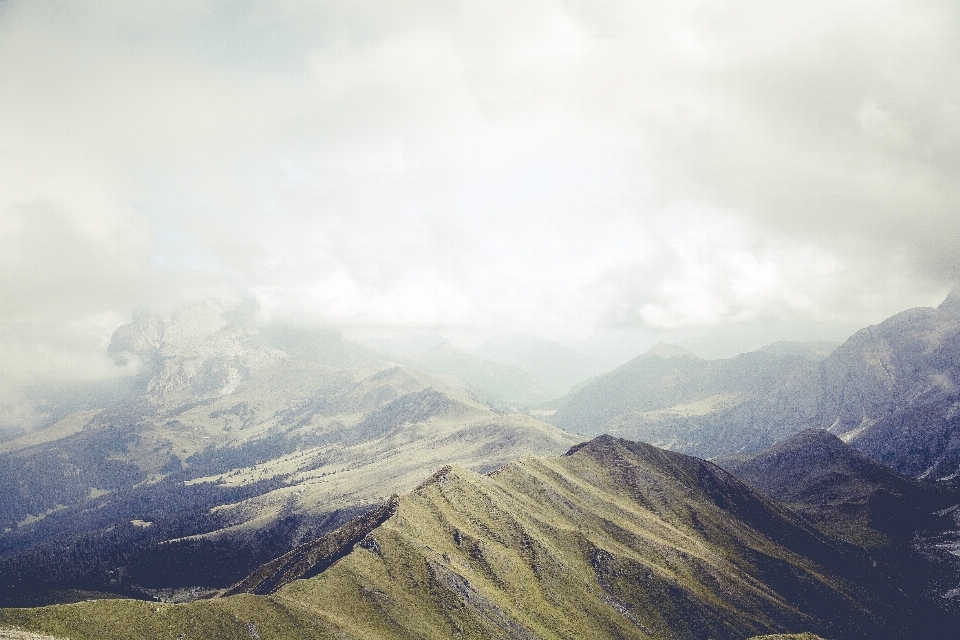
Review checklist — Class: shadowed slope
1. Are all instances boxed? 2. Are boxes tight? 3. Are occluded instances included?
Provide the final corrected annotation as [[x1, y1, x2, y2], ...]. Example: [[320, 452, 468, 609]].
[[222, 496, 400, 596], [714, 429, 950, 546]]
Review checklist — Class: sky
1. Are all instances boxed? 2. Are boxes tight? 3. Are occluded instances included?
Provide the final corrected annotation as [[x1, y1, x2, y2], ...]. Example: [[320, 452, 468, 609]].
[[2, 0, 960, 391]]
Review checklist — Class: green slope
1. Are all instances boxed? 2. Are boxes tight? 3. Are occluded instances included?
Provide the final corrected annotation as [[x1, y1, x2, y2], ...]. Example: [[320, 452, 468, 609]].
[[3, 436, 947, 639]]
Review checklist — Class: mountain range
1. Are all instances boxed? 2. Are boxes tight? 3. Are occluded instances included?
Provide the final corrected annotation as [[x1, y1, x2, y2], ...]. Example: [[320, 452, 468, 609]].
[[3, 291, 960, 636], [4, 434, 957, 639], [545, 287, 960, 480], [0, 301, 577, 604]]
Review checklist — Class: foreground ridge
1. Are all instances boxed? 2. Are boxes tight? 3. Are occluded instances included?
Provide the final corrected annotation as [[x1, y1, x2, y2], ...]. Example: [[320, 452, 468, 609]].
[[2, 436, 956, 639]]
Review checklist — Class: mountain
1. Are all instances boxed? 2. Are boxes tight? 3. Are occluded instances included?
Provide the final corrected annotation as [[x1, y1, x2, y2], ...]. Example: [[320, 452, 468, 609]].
[[546, 341, 821, 453], [716, 429, 960, 611], [546, 288, 960, 479], [715, 429, 955, 547], [397, 340, 550, 409], [755, 341, 840, 360], [473, 334, 613, 399], [3, 436, 955, 639], [819, 289, 960, 478], [0, 301, 578, 604]]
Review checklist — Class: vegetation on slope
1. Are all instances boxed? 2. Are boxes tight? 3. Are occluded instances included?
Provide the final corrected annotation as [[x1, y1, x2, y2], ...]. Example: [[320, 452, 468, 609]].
[[3, 436, 951, 639]]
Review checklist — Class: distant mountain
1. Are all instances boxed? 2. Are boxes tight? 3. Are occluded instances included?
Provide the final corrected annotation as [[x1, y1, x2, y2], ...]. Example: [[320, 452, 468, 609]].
[[546, 340, 820, 453], [755, 340, 840, 360], [473, 333, 613, 398], [546, 288, 960, 479], [0, 301, 578, 604], [397, 340, 550, 408], [5, 436, 953, 639]]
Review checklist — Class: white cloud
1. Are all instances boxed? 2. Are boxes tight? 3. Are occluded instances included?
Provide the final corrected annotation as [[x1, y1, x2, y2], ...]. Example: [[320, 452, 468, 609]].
[[1, 0, 958, 386]]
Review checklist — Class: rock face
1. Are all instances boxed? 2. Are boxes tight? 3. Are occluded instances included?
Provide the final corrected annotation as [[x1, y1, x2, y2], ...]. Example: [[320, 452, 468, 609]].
[[547, 287, 960, 479], [0, 300, 578, 603], [4, 436, 955, 639]]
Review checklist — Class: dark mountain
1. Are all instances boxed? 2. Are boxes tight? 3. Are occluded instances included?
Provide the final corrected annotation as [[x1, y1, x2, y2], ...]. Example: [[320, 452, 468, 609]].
[[4, 436, 956, 639], [716, 429, 960, 614], [546, 287, 960, 479], [715, 429, 955, 547]]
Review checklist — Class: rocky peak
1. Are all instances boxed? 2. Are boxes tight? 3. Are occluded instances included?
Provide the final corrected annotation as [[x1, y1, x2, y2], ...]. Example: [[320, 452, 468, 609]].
[[108, 308, 165, 366]]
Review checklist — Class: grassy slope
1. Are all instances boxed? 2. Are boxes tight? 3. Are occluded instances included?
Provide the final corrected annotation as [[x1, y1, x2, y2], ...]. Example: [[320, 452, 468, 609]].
[[0, 437, 939, 639]]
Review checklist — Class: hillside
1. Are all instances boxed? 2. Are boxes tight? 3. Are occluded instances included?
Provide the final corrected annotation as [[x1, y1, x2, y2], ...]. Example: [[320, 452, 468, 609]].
[[546, 288, 960, 479], [0, 301, 578, 604], [715, 429, 955, 547], [2, 436, 954, 639]]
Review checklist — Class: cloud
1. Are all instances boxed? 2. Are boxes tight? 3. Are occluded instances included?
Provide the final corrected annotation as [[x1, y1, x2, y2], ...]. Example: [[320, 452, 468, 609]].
[[1, 0, 958, 387]]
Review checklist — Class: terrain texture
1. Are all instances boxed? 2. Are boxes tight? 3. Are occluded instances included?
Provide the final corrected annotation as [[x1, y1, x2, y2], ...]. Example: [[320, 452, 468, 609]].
[[2, 436, 954, 639]]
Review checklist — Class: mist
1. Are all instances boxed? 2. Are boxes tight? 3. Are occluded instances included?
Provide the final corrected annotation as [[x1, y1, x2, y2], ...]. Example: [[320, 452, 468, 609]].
[[2, 0, 958, 392]]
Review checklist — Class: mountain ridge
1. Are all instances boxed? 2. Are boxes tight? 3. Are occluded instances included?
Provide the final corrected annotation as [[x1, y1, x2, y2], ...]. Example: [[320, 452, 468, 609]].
[[545, 288, 960, 479], [4, 435, 953, 638]]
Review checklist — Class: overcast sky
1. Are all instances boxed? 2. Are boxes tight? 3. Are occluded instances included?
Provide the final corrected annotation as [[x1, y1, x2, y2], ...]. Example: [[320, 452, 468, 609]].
[[2, 0, 959, 388]]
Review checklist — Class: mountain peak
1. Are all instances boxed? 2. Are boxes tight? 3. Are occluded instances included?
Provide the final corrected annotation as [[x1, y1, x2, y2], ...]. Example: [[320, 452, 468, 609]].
[[644, 342, 696, 359], [937, 284, 960, 315]]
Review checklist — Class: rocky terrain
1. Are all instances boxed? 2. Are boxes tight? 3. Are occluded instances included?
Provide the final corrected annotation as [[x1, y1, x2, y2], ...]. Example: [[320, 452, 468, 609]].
[[716, 429, 953, 545]]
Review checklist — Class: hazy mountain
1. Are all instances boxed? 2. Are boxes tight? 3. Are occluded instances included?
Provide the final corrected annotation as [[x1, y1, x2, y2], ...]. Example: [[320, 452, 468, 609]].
[[396, 340, 550, 409], [755, 340, 840, 360], [3, 436, 952, 639], [472, 334, 613, 399], [546, 341, 820, 453], [546, 288, 960, 479], [0, 301, 578, 604]]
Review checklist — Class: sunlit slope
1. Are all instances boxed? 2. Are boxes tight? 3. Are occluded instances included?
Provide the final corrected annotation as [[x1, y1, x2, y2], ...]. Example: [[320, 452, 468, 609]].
[[274, 437, 908, 639], [3, 437, 937, 639]]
